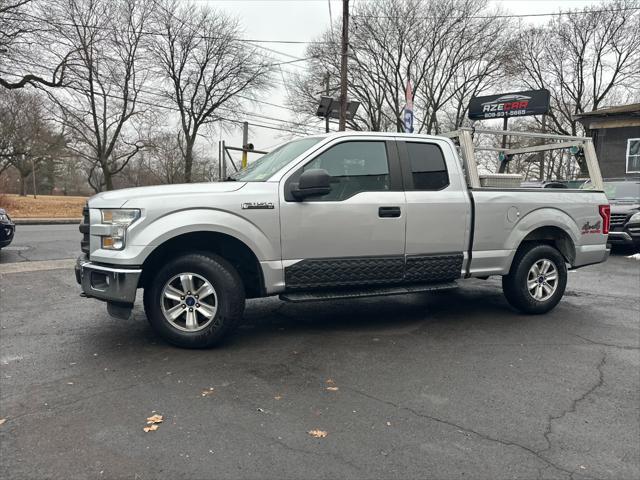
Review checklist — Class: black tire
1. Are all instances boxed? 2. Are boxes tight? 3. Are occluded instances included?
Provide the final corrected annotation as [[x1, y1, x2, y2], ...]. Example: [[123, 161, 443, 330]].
[[143, 252, 245, 348], [502, 243, 568, 314]]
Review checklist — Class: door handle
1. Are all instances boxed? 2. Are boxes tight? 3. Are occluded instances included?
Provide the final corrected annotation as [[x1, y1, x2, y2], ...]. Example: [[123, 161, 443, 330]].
[[379, 206, 401, 218]]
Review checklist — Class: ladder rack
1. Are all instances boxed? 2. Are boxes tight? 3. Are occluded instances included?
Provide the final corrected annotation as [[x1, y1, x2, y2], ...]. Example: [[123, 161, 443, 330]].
[[441, 128, 604, 190]]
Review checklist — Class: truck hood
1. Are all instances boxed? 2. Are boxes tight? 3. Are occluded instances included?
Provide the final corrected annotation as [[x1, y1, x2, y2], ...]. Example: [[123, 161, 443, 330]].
[[88, 182, 246, 208], [610, 202, 640, 214]]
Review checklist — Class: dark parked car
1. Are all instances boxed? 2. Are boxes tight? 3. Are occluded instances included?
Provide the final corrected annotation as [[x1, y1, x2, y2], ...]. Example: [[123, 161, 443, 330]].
[[583, 178, 640, 249], [0, 208, 15, 249]]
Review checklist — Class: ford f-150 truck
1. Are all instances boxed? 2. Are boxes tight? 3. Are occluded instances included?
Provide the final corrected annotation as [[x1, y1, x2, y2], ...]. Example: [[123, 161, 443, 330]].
[[76, 130, 610, 348]]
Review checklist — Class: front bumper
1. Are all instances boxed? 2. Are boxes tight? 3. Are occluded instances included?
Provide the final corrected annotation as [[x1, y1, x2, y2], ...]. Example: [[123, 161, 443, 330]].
[[75, 255, 141, 305], [608, 227, 640, 246], [0, 223, 15, 247]]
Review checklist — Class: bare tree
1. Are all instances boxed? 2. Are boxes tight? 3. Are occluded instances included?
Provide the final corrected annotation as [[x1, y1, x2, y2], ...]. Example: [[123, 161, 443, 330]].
[[0, 90, 65, 195], [288, 0, 510, 134], [0, 0, 74, 89], [149, 0, 271, 182], [43, 0, 151, 192], [145, 130, 186, 184], [513, 0, 640, 137]]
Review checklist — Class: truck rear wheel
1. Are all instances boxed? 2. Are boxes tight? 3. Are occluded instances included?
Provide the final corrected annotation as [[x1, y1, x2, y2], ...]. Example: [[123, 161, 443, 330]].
[[502, 244, 567, 314], [143, 253, 245, 348]]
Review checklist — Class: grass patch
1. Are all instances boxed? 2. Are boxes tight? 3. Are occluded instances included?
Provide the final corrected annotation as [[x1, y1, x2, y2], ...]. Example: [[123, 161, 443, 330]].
[[0, 194, 87, 219]]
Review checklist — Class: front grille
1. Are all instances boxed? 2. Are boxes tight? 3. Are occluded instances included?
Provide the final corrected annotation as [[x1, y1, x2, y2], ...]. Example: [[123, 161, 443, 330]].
[[610, 213, 628, 227], [80, 206, 90, 254]]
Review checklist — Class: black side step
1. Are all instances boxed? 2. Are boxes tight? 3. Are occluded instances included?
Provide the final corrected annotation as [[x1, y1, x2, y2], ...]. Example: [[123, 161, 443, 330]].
[[279, 282, 458, 303]]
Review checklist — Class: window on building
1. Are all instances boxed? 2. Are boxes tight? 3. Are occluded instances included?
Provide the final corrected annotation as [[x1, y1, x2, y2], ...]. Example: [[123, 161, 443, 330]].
[[627, 138, 640, 173], [405, 142, 449, 190]]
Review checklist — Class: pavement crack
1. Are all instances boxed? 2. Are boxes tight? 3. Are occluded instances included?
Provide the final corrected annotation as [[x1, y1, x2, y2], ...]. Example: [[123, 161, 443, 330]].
[[539, 351, 607, 455], [343, 385, 584, 480], [266, 436, 362, 472], [573, 334, 639, 350]]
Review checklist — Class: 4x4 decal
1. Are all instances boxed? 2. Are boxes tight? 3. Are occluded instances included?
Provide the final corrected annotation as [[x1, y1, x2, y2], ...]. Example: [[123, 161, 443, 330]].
[[581, 220, 602, 234]]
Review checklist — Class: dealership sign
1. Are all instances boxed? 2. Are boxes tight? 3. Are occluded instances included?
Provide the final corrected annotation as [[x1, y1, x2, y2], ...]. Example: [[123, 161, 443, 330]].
[[468, 89, 550, 120]]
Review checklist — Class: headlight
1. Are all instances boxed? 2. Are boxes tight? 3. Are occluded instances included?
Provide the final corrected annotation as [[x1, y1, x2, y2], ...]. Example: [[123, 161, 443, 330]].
[[99, 209, 140, 250], [0, 213, 7, 222], [630, 211, 640, 223]]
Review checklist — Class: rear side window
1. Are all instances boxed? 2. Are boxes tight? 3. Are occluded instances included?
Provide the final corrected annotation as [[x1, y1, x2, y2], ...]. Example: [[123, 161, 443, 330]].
[[406, 142, 449, 190]]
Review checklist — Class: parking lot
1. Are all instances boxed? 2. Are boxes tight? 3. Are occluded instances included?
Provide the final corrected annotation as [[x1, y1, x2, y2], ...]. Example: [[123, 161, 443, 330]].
[[1, 225, 639, 480]]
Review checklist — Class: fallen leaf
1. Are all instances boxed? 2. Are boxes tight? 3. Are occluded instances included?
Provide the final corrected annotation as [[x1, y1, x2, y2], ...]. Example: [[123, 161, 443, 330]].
[[143, 424, 159, 433], [326, 386, 339, 391], [146, 414, 163, 424], [274, 395, 282, 400], [201, 388, 215, 397], [0, 418, 6, 426], [308, 429, 327, 438]]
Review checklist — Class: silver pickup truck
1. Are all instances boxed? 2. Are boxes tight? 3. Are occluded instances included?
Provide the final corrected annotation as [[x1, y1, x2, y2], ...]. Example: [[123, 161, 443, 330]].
[[76, 131, 610, 348]]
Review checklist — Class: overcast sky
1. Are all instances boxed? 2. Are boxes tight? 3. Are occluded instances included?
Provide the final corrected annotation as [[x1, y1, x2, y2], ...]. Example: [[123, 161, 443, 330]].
[[186, 0, 604, 161]]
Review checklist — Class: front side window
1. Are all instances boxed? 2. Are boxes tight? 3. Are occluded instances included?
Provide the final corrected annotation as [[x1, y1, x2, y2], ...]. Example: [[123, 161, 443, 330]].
[[627, 138, 640, 173], [303, 141, 390, 201], [405, 142, 449, 190]]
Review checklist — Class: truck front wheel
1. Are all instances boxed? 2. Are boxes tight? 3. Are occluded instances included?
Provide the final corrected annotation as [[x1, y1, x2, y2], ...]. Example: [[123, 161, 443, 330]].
[[143, 253, 245, 348], [502, 244, 567, 314]]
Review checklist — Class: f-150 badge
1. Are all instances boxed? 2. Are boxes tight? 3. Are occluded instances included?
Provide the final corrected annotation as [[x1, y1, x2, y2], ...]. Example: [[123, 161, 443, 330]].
[[241, 202, 274, 210]]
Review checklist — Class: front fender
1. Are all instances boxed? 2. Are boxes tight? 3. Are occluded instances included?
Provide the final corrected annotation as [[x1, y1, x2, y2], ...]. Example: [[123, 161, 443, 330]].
[[91, 208, 279, 266], [136, 208, 278, 260]]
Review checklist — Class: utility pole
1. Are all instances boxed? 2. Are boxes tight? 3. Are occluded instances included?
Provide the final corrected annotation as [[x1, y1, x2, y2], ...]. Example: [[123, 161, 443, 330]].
[[498, 117, 509, 173], [31, 157, 37, 198], [325, 72, 330, 133], [338, 0, 349, 131], [241, 121, 249, 169], [221, 140, 227, 180], [218, 141, 222, 181], [539, 114, 547, 180]]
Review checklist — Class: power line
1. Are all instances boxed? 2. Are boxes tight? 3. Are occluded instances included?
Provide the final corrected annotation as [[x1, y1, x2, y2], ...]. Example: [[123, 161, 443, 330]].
[[0, 68, 320, 137], [9, 54, 308, 120], [1, 11, 336, 45], [352, 6, 640, 20]]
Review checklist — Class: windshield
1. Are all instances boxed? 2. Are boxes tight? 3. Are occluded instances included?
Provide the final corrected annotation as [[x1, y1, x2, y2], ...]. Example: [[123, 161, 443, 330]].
[[231, 137, 323, 181], [602, 181, 640, 201], [581, 180, 640, 201]]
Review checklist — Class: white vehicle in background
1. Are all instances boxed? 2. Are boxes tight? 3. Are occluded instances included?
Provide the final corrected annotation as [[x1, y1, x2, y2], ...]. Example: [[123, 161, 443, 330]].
[[76, 128, 610, 348]]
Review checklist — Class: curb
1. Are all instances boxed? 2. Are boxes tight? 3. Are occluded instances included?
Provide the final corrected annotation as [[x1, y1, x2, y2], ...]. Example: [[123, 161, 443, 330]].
[[13, 218, 81, 225], [0, 258, 76, 274]]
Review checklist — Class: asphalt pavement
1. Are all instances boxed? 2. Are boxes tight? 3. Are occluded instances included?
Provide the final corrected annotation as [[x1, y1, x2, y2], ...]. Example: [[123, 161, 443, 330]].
[[0, 227, 639, 479], [0, 224, 80, 263]]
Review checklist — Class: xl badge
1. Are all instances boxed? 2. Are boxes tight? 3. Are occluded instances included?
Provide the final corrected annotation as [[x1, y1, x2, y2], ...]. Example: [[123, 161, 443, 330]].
[[242, 202, 274, 210]]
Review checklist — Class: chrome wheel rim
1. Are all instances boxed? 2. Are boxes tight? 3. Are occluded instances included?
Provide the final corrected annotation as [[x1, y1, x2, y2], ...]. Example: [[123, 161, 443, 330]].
[[527, 259, 558, 301], [160, 273, 218, 332]]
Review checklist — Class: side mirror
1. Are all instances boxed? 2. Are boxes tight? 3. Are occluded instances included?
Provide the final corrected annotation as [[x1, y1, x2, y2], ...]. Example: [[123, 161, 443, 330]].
[[290, 169, 331, 200]]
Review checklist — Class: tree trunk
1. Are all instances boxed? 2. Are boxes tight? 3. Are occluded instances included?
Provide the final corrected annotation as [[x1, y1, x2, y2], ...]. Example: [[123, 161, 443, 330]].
[[20, 175, 27, 196], [104, 170, 113, 191], [184, 139, 195, 183]]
